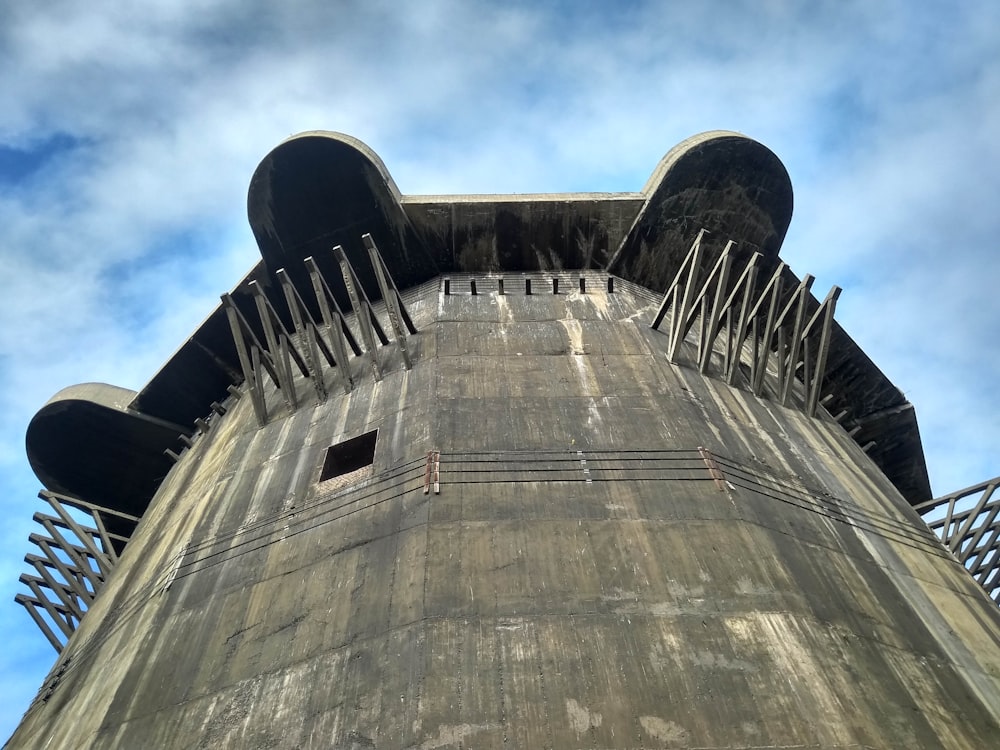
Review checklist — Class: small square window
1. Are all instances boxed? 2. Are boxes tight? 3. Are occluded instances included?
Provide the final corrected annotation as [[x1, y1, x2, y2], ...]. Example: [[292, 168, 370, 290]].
[[319, 430, 378, 484]]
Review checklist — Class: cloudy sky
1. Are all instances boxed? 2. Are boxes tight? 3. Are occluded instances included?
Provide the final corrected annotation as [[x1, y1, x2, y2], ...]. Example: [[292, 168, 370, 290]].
[[1, 0, 998, 738]]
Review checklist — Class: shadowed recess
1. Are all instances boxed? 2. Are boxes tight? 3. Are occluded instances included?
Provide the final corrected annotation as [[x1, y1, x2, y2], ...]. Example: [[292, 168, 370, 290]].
[[609, 130, 794, 292], [247, 131, 437, 318], [26, 384, 186, 518]]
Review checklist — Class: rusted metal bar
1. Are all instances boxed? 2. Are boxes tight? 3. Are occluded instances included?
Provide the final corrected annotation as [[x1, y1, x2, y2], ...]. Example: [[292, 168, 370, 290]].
[[668, 232, 707, 361], [652, 228, 706, 331], [698, 243, 735, 373], [19, 580, 75, 638], [305, 256, 355, 394], [33, 521, 104, 593], [25, 555, 87, 621], [751, 265, 786, 396], [964, 506, 1000, 569], [28, 538, 95, 606], [250, 345, 268, 424], [364, 234, 414, 369], [726, 256, 760, 386], [15, 594, 65, 653], [250, 282, 299, 410], [697, 446, 728, 492], [805, 286, 842, 417], [949, 483, 998, 557], [304, 255, 362, 354], [673, 240, 735, 361], [335, 245, 383, 381], [222, 294, 267, 425], [278, 268, 328, 402], [780, 275, 815, 406], [20, 574, 78, 609], [278, 268, 337, 369], [40, 493, 115, 578], [47, 493, 139, 523]]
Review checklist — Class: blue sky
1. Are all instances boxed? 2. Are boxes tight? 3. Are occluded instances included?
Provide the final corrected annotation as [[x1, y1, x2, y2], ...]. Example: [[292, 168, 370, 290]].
[[1, 0, 999, 739]]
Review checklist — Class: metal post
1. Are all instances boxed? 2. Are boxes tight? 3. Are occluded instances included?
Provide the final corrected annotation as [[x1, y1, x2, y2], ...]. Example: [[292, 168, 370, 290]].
[[335, 245, 382, 381], [364, 234, 415, 370], [305, 256, 356, 394], [278, 269, 328, 401]]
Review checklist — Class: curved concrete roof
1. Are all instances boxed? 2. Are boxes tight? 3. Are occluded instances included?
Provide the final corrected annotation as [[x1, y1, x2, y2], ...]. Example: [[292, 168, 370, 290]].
[[247, 131, 436, 321], [26, 383, 186, 517], [608, 130, 793, 291]]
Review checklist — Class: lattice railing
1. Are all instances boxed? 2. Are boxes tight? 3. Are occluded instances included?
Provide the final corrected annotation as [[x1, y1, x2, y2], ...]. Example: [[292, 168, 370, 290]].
[[15, 491, 139, 652], [650, 230, 840, 417], [915, 477, 1000, 603], [222, 233, 416, 426]]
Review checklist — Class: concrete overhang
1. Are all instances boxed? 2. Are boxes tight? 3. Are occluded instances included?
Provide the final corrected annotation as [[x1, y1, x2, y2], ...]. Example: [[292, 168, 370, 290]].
[[26, 384, 189, 518]]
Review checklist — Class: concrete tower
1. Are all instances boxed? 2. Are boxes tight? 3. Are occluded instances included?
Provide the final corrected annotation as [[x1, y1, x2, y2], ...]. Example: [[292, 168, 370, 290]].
[[8, 132, 1000, 748]]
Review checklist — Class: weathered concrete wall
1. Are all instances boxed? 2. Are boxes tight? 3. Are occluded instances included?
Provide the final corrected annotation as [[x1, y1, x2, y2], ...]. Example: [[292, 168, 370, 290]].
[[9, 277, 999, 748]]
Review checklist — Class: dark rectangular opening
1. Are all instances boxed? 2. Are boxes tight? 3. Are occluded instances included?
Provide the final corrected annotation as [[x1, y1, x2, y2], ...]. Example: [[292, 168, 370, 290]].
[[320, 430, 378, 482]]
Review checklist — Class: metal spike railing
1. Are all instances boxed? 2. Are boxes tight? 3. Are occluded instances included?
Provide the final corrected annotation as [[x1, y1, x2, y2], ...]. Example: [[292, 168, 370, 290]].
[[650, 231, 841, 418], [16, 491, 139, 653], [223, 235, 417, 427]]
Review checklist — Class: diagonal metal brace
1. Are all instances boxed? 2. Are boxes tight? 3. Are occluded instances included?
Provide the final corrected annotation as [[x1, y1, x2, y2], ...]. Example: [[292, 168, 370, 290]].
[[363, 233, 416, 369], [334, 245, 383, 381]]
